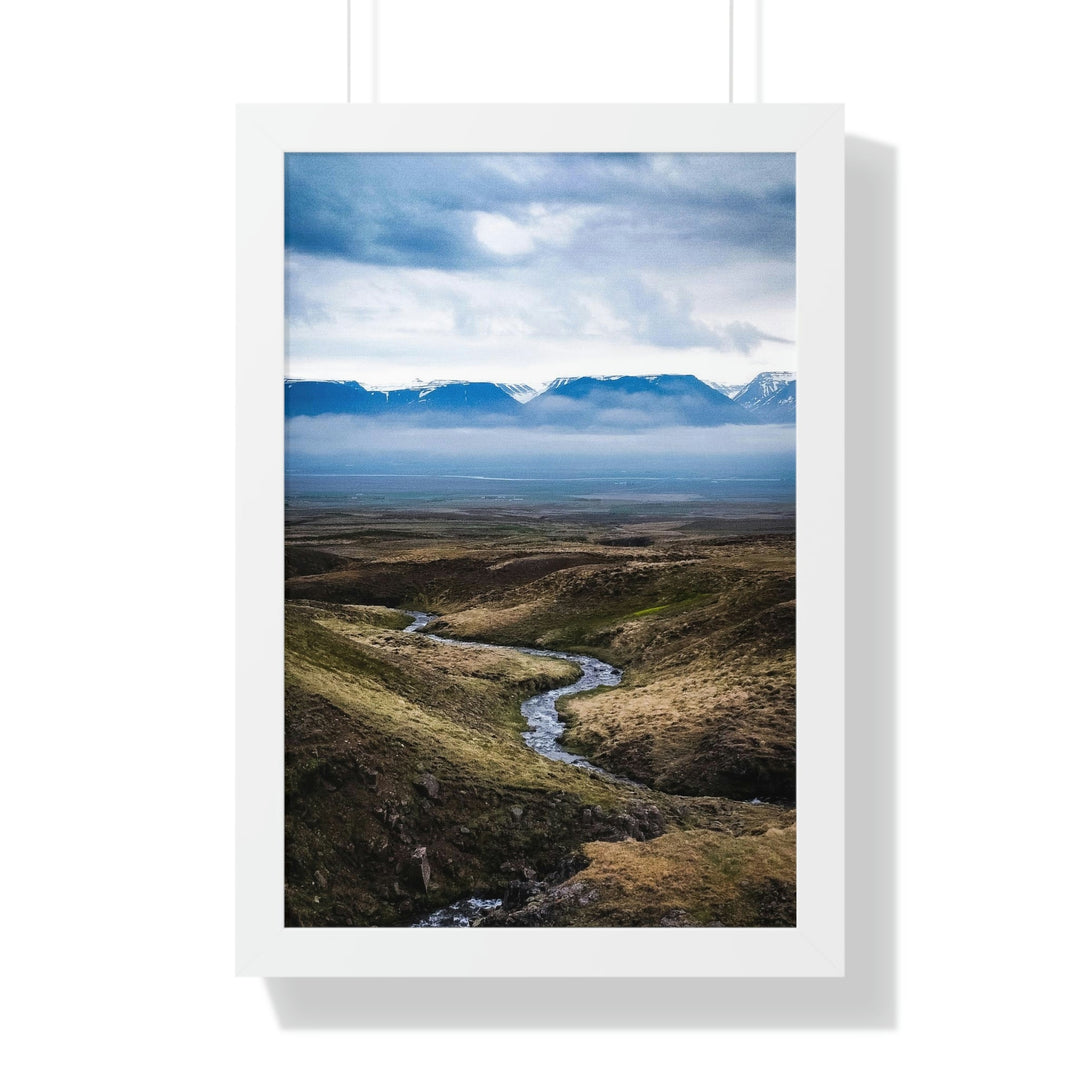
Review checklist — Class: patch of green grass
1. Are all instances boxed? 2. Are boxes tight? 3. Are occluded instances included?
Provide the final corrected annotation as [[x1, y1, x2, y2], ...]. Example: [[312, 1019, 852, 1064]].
[[629, 593, 712, 618]]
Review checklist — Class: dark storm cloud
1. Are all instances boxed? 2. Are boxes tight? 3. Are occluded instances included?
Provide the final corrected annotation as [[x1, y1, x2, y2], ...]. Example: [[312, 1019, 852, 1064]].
[[284, 152, 795, 272]]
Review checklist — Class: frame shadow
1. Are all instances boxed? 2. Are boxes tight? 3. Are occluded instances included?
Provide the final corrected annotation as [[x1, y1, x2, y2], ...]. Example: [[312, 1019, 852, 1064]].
[[263, 134, 897, 1028]]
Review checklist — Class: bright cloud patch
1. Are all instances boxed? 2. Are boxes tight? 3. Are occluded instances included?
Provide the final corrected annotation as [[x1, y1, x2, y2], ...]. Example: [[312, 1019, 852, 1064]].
[[473, 212, 535, 256]]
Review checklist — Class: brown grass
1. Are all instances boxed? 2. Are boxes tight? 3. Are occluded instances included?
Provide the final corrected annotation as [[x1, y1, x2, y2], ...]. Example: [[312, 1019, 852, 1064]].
[[283, 510, 797, 926], [491, 826, 796, 927]]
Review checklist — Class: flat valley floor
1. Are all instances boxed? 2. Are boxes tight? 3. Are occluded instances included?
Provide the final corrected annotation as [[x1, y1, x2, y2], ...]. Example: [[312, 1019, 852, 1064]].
[[284, 503, 796, 927]]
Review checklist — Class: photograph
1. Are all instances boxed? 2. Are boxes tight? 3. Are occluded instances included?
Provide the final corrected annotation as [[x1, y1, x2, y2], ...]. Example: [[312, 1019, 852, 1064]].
[[16, 0, 1075, 1068], [282, 149, 799, 928]]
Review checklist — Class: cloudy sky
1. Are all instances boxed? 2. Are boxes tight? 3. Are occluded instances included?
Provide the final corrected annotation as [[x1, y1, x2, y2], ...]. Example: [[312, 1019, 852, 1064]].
[[285, 152, 795, 389]]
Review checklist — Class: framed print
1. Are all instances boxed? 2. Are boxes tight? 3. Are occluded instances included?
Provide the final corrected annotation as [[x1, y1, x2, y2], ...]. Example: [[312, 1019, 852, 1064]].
[[237, 104, 844, 977]]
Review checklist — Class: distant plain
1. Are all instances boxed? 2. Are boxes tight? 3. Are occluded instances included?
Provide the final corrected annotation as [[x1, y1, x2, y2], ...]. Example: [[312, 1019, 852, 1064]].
[[284, 485, 796, 928]]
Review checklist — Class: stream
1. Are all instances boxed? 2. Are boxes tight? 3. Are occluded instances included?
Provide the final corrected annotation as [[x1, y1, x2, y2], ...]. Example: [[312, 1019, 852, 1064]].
[[402, 609, 624, 926], [403, 610, 622, 773]]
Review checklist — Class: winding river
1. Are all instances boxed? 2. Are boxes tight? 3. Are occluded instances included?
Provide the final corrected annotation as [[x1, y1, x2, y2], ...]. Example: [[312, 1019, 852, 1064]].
[[402, 609, 624, 927], [403, 611, 622, 773]]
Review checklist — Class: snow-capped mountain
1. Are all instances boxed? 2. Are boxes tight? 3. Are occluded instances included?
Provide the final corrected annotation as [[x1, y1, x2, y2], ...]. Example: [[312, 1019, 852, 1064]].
[[704, 380, 748, 399], [285, 379, 521, 418], [285, 372, 795, 425], [403, 381, 520, 414], [730, 372, 796, 423], [284, 379, 385, 417], [542, 376, 588, 392], [754, 381, 796, 422], [733, 372, 796, 410], [529, 374, 760, 425], [495, 382, 539, 404]]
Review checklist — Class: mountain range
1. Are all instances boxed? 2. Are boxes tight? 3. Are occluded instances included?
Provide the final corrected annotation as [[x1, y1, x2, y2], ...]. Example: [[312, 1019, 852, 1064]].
[[729, 371, 796, 423], [285, 372, 796, 426]]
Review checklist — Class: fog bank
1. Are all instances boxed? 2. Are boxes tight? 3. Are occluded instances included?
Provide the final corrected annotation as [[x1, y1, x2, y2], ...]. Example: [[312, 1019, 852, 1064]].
[[285, 417, 795, 477]]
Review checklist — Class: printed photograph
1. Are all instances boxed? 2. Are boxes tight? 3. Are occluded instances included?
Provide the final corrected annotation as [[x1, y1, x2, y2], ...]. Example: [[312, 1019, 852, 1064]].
[[283, 151, 797, 927]]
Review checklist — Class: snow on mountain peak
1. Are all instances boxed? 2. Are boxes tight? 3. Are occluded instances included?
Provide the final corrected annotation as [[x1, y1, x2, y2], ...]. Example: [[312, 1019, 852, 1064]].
[[495, 382, 539, 403]]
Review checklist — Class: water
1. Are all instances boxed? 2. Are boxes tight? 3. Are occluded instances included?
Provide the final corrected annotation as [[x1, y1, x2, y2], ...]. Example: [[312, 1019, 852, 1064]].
[[403, 611, 621, 772], [516, 650, 621, 769], [285, 471, 794, 514], [404, 610, 623, 928], [411, 897, 503, 928]]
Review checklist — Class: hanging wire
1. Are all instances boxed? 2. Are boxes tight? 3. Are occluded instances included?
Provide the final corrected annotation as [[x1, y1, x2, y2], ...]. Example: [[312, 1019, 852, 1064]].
[[728, 0, 735, 103], [372, 0, 380, 103], [355, 1, 723, 106]]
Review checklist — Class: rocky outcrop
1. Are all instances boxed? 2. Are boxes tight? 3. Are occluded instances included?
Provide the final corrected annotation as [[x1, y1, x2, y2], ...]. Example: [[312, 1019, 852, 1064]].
[[411, 846, 431, 892]]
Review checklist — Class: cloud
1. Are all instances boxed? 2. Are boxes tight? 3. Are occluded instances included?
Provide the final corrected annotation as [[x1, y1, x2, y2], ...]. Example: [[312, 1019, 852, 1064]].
[[284, 285, 330, 326], [285, 417, 796, 472], [522, 394, 703, 430], [285, 254, 791, 356], [284, 153, 795, 271], [605, 278, 792, 352], [472, 204, 590, 257], [473, 212, 536, 255], [284, 152, 797, 380]]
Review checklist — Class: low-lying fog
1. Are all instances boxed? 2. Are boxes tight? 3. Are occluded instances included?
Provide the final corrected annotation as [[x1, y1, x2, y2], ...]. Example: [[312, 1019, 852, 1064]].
[[285, 416, 795, 478]]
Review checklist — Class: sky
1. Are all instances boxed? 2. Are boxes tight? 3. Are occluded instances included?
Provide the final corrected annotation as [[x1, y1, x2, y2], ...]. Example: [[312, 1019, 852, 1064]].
[[284, 152, 796, 389]]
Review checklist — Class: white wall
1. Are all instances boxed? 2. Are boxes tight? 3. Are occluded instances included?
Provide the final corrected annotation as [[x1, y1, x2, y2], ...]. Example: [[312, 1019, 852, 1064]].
[[4, 1, 1076, 1075]]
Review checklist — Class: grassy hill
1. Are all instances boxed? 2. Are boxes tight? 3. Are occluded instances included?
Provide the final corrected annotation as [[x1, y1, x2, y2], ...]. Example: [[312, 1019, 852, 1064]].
[[284, 510, 796, 926]]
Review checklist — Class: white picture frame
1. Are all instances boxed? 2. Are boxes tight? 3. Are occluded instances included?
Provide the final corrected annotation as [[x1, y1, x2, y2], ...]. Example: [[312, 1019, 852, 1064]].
[[237, 103, 844, 978]]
